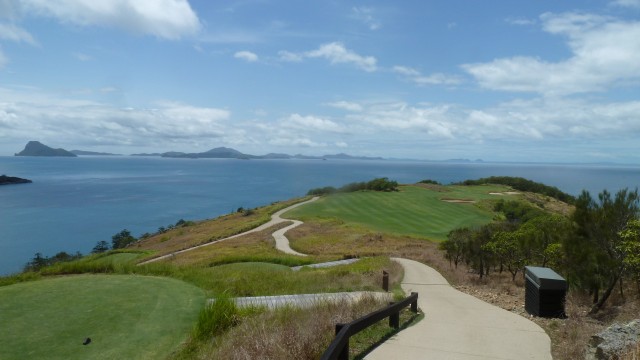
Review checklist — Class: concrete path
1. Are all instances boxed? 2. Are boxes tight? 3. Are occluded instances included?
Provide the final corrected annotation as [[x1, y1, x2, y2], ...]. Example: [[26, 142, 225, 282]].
[[211, 291, 391, 310], [139, 197, 318, 264], [291, 258, 361, 271], [365, 258, 552, 360]]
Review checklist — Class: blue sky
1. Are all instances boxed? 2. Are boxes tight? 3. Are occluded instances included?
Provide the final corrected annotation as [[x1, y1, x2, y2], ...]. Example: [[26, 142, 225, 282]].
[[1, 0, 640, 163]]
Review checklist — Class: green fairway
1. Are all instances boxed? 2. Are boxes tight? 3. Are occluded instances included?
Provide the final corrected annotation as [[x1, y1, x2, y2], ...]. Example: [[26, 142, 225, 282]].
[[0, 274, 205, 360], [286, 185, 515, 240]]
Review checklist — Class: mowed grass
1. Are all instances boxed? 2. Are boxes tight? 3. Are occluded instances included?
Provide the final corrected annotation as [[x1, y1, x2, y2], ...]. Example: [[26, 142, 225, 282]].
[[286, 185, 515, 241], [0, 274, 205, 360]]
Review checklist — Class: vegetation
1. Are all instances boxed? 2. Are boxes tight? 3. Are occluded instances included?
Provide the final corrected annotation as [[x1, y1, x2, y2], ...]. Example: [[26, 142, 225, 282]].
[[6, 178, 639, 359], [0, 274, 204, 360], [418, 179, 441, 185], [133, 197, 309, 261], [563, 188, 639, 314], [24, 251, 83, 272], [307, 177, 399, 196], [111, 229, 137, 249], [456, 176, 575, 204], [173, 295, 418, 360], [291, 185, 505, 240]]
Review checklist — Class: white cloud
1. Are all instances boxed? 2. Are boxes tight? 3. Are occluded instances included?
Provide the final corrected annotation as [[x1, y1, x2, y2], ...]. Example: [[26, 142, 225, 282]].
[[0, 87, 231, 151], [326, 101, 363, 112], [281, 42, 377, 72], [505, 17, 536, 26], [285, 113, 345, 133], [0, 22, 37, 44], [306, 42, 377, 72], [351, 7, 380, 30], [393, 66, 462, 86], [463, 12, 640, 95], [234, 50, 258, 62], [611, 0, 640, 8], [278, 50, 303, 62], [73, 52, 91, 61], [335, 141, 348, 148], [20, 0, 201, 39], [268, 137, 324, 148]]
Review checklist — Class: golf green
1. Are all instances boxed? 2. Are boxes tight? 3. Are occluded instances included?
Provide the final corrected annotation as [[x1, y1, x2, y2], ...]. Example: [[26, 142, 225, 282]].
[[286, 185, 512, 240], [0, 274, 205, 359]]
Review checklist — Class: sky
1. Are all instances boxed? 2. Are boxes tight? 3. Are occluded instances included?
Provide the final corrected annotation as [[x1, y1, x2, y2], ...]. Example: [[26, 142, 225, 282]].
[[1, 0, 640, 163]]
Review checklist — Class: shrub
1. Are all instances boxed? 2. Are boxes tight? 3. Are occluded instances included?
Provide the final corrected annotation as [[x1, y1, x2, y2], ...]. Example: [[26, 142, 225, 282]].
[[194, 296, 240, 340]]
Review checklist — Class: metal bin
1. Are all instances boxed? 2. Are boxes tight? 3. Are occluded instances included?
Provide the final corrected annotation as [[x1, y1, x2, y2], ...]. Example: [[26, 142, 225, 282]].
[[524, 266, 567, 318]]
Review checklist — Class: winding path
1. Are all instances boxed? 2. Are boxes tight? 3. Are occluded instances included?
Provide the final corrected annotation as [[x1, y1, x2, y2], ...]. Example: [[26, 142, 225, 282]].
[[139, 197, 318, 265], [365, 258, 552, 360]]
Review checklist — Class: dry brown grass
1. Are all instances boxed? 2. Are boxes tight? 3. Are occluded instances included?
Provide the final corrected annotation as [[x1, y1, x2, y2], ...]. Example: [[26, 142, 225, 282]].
[[177, 295, 396, 360], [621, 342, 640, 360], [160, 221, 328, 267], [290, 218, 640, 360], [134, 197, 309, 259]]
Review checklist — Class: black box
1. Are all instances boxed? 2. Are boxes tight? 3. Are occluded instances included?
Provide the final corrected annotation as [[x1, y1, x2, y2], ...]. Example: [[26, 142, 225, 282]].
[[524, 266, 567, 318]]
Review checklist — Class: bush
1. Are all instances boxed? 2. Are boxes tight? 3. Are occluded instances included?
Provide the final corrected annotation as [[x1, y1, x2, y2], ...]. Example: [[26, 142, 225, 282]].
[[455, 176, 574, 203], [194, 296, 240, 340], [418, 179, 441, 185], [307, 177, 398, 196]]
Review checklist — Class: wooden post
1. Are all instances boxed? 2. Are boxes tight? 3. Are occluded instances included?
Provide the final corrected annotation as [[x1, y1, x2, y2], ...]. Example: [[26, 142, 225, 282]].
[[335, 323, 349, 360], [382, 270, 389, 292], [411, 292, 418, 313]]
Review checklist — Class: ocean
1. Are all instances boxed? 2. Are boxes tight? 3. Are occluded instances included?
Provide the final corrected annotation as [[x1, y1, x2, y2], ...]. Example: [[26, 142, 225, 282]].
[[1, 156, 639, 275]]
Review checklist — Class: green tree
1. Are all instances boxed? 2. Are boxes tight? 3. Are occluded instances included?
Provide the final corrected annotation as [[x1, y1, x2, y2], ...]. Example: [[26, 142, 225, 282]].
[[486, 231, 526, 281], [565, 189, 639, 314], [24, 252, 48, 271], [440, 228, 471, 268], [465, 224, 504, 279], [111, 229, 137, 249], [92, 240, 110, 254], [619, 219, 640, 290], [518, 214, 570, 267]]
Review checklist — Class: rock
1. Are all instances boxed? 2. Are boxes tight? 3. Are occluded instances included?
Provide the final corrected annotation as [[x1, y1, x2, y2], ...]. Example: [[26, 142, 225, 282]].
[[585, 319, 640, 360]]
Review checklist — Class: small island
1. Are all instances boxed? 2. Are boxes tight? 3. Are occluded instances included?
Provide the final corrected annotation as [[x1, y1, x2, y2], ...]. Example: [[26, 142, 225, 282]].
[[15, 141, 77, 157], [0, 175, 32, 185]]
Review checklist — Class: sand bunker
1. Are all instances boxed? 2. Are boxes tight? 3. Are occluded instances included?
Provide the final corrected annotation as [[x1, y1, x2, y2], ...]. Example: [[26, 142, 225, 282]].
[[441, 199, 476, 203], [489, 192, 520, 196]]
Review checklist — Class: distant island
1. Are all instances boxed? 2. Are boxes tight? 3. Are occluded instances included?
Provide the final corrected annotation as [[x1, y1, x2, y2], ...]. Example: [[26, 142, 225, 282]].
[[0, 175, 32, 185], [12, 142, 483, 162], [70, 150, 122, 156], [155, 147, 384, 161], [15, 141, 76, 157]]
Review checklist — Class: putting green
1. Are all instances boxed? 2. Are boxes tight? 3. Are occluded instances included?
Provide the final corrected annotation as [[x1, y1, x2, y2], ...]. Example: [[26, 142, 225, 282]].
[[0, 274, 205, 360], [286, 185, 513, 240]]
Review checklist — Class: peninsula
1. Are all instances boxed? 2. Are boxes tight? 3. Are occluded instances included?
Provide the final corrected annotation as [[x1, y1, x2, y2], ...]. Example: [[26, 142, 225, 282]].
[[15, 141, 76, 157], [0, 175, 32, 185]]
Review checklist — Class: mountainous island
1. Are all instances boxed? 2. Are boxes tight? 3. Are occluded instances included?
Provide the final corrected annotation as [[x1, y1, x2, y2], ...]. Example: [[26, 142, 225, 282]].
[[156, 147, 384, 160], [0, 175, 32, 185], [15, 141, 77, 157], [13, 142, 482, 162]]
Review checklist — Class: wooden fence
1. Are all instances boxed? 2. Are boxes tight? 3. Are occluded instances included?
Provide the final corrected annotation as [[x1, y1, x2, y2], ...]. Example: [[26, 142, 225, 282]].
[[320, 292, 419, 360]]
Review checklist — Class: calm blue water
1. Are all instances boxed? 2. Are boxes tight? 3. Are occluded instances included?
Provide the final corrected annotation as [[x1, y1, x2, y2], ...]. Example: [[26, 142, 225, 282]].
[[1, 156, 639, 275]]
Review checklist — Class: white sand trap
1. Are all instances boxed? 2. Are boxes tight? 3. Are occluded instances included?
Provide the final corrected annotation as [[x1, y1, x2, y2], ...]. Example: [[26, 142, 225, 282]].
[[441, 199, 476, 203], [489, 191, 521, 195]]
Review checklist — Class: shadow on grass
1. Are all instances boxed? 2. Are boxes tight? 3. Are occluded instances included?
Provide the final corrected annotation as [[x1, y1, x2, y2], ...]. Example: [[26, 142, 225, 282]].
[[352, 310, 425, 360]]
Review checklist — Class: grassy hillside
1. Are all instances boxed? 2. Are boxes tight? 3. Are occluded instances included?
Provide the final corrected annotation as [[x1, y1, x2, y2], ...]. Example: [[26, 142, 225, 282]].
[[285, 184, 517, 240], [0, 274, 204, 360]]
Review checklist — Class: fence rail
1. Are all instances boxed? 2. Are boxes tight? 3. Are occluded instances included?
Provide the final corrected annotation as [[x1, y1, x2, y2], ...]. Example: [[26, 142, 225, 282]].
[[320, 292, 419, 360]]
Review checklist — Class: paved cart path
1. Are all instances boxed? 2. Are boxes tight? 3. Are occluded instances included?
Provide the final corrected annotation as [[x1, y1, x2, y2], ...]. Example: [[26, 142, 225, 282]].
[[365, 258, 552, 360], [139, 197, 318, 265]]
